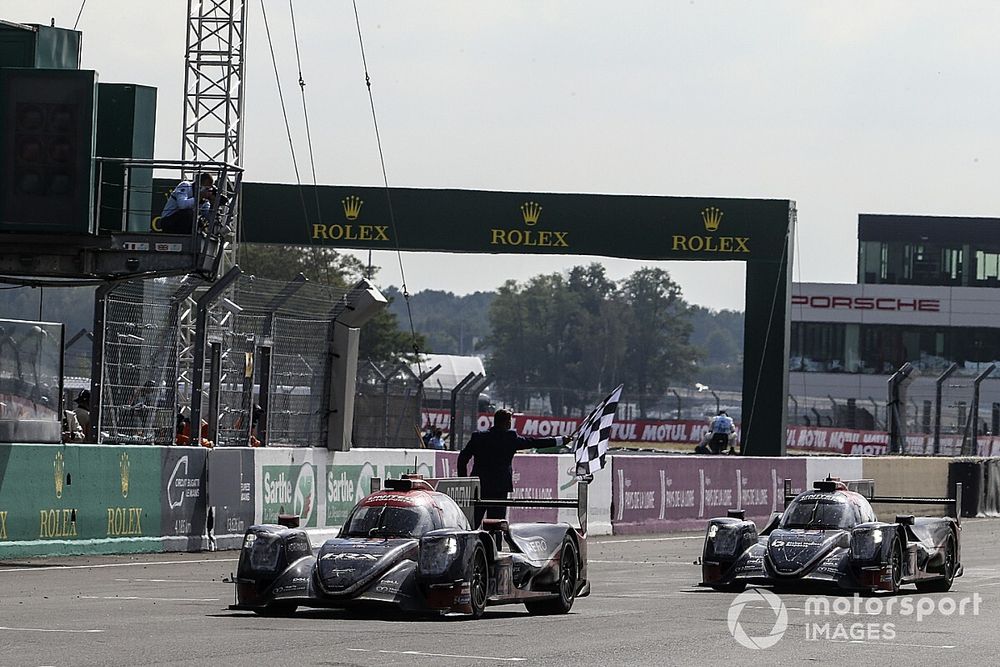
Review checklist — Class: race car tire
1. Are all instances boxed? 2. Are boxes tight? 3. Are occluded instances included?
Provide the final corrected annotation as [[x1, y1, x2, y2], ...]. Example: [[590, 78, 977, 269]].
[[525, 537, 578, 615], [469, 543, 489, 619], [916, 534, 956, 593], [710, 582, 747, 593], [253, 603, 298, 617], [887, 536, 904, 594]]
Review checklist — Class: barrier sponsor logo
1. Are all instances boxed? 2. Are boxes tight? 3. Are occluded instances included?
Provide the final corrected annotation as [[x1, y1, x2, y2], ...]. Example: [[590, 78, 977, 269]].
[[510, 457, 559, 522], [263, 463, 317, 527], [120, 452, 130, 498], [0, 510, 7, 540], [325, 462, 377, 526], [54, 452, 64, 498], [612, 457, 803, 532], [166, 456, 201, 510], [728, 588, 788, 649], [106, 507, 143, 536], [39, 508, 78, 538]]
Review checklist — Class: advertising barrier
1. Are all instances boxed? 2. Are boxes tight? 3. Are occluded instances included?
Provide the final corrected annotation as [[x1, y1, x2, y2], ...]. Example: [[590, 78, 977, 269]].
[[160, 447, 208, 551], [610, 455, 807, 533], [207, 448, 255, 550], [254, 447, 436, 541], [0, 443, 987, 557], [0, 444, 162, 557]]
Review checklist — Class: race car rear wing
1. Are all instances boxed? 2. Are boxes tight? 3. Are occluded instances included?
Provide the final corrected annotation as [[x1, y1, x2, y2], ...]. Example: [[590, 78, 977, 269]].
[[782, 478, 963, 526], [371, 475, 590, 533]]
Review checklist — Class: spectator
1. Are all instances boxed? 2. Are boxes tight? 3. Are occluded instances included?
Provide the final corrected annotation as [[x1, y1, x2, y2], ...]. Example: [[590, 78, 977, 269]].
[[157, 173, 215, 234], [429, 427, 445, 450]]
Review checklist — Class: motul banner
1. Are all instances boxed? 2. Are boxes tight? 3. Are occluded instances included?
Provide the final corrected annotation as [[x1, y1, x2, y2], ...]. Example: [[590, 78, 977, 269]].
[[426, 410, 1000, 457], [422, 410, 735, 445]]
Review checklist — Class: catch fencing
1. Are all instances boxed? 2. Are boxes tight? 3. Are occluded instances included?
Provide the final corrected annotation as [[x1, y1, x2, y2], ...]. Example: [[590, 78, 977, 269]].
[[92, 273, 353, 447]]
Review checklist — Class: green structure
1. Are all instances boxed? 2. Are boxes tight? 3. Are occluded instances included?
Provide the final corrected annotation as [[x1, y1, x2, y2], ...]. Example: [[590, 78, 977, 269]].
[[237, 182, 796, 456]]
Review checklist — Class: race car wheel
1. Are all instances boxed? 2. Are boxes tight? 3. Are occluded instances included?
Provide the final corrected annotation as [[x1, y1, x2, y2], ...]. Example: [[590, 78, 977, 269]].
[[710, 581, 747, 593], [887, 538, 904, 594], [469, 543, 489, 619], [525, 537, 578, 615], [916, 534, 956, 593], [253, 603, 298, 617]]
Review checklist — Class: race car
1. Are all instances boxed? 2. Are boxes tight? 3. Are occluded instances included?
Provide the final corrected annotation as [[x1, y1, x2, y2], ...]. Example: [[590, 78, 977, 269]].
[[700, 477, 963, 593], [229, 474, 589, 618]]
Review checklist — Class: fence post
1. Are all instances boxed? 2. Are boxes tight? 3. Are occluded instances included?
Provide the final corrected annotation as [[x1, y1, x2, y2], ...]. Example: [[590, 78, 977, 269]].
[[190, 267, 241, 439], [964, 364, 997, 456], [887, 362, 916, 454], [449, 372, 477, 451], [88, 283, 115, 443], [670, 389, 682, 420], [934, 363, 959, 455]]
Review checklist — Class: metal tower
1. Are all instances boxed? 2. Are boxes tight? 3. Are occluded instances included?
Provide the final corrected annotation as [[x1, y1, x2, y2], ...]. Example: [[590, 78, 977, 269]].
[[181, 0, 247, 262], [178, 0, 248, 411]]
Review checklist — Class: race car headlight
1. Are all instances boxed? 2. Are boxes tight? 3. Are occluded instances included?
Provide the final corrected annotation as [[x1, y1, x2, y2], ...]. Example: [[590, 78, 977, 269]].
[[246, 533, 282, 572], [419, 536, 461, 576], [850, 528, 883, 561], [710, 524, 741, 557]]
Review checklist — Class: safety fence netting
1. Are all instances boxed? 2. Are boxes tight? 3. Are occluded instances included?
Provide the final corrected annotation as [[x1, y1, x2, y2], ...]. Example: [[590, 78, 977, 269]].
[[95, 275, 351, 447], [97, 278, 183, 444]]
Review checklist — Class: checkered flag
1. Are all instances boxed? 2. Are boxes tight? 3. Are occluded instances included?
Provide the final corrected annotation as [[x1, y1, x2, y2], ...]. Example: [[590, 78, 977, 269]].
[[569, 384, 623, 480]]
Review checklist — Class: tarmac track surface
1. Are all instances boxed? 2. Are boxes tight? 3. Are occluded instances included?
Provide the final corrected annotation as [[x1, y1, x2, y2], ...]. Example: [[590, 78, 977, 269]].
[[1, 520, 999, 666]]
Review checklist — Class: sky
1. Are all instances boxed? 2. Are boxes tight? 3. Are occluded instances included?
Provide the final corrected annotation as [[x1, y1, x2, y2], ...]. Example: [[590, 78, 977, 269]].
[[5, 1, 999, 311]]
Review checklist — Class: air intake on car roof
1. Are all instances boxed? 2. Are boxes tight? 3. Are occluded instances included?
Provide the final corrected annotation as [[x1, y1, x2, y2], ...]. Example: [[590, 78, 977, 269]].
[[384, 476, 433, 491]]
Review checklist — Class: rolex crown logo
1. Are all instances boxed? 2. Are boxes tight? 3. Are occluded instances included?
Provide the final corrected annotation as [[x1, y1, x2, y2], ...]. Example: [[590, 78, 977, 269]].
[[701, 206, 723, 232], [54, 452, 65, 499], [342, 195, 364, 221], [120, 452, 130, 498], [521, 201, 542, 226]]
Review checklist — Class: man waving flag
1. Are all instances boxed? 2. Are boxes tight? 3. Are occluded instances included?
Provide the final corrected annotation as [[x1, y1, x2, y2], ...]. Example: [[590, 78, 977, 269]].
[[569, 384, 624, 479]]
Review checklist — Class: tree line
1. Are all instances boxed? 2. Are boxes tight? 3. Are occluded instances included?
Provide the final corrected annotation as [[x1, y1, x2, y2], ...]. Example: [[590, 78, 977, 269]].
[[1, 247, 744, 412]]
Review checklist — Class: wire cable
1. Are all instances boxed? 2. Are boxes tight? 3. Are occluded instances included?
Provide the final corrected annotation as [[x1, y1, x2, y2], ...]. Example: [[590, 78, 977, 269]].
[[288, 0, 324, 229], [259, 0, 311, 237], [351, 0, 422, 363], [72, 0, 87, 30]]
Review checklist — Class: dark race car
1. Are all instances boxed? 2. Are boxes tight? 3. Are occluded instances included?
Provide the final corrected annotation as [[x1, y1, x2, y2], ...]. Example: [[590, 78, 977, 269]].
[[229, 475, 590, 618], [700, 477, 963, 594]]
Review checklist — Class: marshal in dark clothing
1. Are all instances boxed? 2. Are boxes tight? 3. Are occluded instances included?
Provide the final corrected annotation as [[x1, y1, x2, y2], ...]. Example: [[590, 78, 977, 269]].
[[457, 409, 568, 526]]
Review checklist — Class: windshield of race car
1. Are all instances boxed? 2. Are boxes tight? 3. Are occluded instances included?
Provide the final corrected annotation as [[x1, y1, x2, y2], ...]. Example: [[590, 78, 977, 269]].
[[342, 504, 440, 538], [780, 495, 856, 530]]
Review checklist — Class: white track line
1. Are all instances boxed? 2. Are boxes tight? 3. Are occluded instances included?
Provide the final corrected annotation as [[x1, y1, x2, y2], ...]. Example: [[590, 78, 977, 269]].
[[114, 578, 220, 584], [0, 558, 236, 574], [347, 648, 525, 662], [0, 626, 103, 634], [590, 560, 692, 565], [80, 595, 219, 602], [823, 639, 955, 649], [598, 536, 702, 544]]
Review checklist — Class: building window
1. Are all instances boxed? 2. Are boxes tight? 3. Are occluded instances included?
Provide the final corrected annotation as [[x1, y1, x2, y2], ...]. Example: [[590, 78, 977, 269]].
[[975, 250, 1000, 282], [792, 323, 1000, 375]]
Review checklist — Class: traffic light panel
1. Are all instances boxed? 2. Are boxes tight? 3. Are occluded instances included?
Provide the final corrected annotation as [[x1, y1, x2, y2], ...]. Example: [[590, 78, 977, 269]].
[[0, 68, 97, 233]]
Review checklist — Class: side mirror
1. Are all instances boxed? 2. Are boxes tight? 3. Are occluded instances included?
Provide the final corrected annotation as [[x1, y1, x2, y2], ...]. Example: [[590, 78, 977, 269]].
[[836, 532, 851, 549], [727, 509, 746, 520], [895, 515, 915, 526]]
